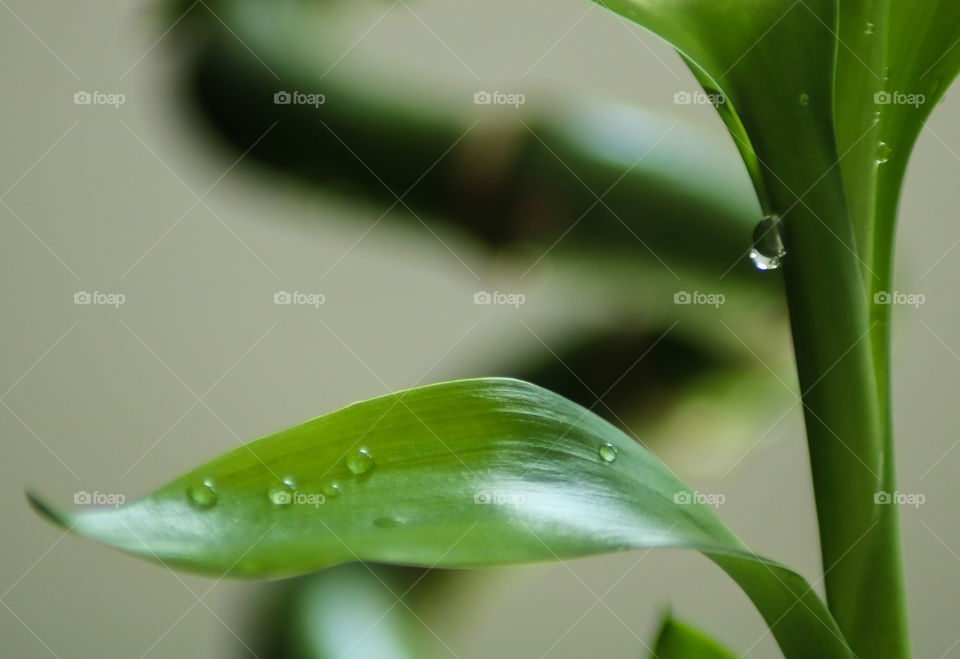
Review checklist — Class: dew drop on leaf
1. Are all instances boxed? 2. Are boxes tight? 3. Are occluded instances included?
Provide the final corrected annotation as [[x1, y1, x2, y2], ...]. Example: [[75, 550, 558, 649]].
[[347, 448, 375, 475], [598, 443, 619, 463], [749, 215, 787, 272], [798, 92, 810, 106], [188, 480, 218, 509], [321, 479, 341, 498], [865, 22, 875, 35], [877, 141, 892, 164]]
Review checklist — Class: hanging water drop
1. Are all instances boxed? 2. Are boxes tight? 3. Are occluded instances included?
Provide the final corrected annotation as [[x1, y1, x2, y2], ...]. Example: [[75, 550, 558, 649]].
[[883, 66, 891, 80], [268, 478, 296, 506], [865, 22, 875, 35], [188, 480, 218, 509], [749, 215, 787, 272], [598, 443, 619, 463], [347, 447, 375, 475], [798, 92, 810, 106], [877, 141, 892, 164], [321, 479, 342, 498]]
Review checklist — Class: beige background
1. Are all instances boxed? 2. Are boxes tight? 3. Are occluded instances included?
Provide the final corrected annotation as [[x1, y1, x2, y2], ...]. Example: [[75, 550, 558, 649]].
[[2, 0, 958, 657]]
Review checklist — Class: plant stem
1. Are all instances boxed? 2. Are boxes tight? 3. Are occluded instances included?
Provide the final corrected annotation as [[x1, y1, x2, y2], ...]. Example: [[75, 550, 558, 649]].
[[779, 188, 909, 657]]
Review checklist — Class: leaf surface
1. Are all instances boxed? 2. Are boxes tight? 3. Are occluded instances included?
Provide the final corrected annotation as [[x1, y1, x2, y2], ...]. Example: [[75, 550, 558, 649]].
[[31, 379, 850, 658]]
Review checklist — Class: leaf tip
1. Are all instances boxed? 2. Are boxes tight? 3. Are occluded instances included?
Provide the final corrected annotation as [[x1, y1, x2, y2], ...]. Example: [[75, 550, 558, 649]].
[[26, 490, 72, 529]]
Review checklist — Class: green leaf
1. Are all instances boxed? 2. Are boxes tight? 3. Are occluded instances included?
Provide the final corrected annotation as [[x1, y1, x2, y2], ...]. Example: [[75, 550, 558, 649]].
[[651, 613, 737, 659], [30, 378, 850, 658]]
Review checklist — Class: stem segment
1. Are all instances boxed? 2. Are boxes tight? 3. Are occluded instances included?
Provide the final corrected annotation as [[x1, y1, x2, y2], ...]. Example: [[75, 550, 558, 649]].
[[778, 178, 909, 657]]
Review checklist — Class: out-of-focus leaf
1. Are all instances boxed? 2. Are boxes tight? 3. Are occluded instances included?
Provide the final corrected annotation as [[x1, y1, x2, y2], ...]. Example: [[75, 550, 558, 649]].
[[176, 0, 764, 279], [254, 564, 427, 659], [30, 378, 849, 658], [651, 613, 737, 659], [504, 321, 793, 470]]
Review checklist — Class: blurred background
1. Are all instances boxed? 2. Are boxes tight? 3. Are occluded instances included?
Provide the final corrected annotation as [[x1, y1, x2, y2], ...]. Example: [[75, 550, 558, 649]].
[[2, 0, 959, 656]]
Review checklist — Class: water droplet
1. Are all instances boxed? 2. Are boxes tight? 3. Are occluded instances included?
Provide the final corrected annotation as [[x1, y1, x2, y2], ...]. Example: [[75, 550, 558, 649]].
[[883, 66, 891, 81], [749, 215, 787, 272], [865, 22, 875, 35], [321, 479, 341, 498], [876, 141, 892, 164], [188, 480, 218, 509], [347, 447, 375, 475], [598, 443, 619, 463], [374, 516, 402, 528], [873, 110, 882, 126], [268, 479, 295, 506], [798, 92, 810, 106]]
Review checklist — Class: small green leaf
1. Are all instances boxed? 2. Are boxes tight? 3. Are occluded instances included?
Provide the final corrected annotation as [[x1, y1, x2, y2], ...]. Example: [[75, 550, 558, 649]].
[[30, 378, 850, 658], [651, 613, 737, 659]]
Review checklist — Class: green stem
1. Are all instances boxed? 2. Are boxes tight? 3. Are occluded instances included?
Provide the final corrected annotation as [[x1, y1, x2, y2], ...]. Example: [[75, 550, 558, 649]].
[[778, 183, 908, 657]]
